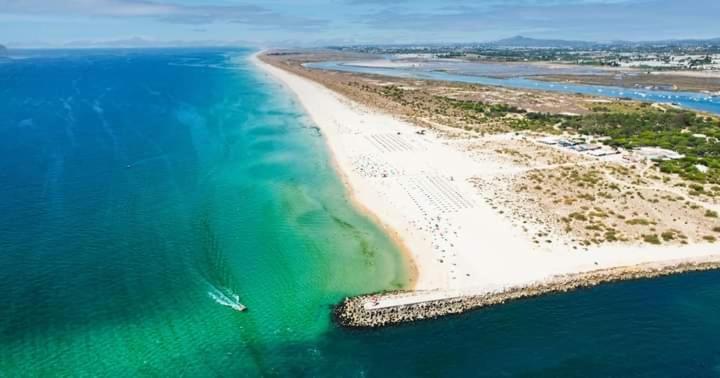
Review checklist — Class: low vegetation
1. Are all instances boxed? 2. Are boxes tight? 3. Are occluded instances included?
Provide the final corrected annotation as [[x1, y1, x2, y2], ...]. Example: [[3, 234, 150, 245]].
[[441, 98, 720, 184], [511, 164, 717, 246]]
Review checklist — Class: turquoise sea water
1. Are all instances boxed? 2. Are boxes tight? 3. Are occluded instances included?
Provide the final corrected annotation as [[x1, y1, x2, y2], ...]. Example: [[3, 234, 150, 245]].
[[0, 48, 408, 375], [2, 49, 720, 377], [308, 61, 720, 115]]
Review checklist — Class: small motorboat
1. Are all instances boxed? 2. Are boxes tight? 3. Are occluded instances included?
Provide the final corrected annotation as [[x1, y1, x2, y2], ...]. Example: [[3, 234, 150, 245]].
[[229, 294, 247, 312]]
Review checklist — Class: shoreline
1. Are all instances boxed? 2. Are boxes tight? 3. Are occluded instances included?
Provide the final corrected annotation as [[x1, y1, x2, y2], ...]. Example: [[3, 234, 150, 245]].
[[251, 52, 419, 289], [252, 51, 720, 327], [328, 149, 420, 290]]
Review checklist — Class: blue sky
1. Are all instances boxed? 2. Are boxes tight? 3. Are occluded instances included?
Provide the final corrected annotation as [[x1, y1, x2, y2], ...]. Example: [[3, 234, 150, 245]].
[[1, 0, 718, 47]]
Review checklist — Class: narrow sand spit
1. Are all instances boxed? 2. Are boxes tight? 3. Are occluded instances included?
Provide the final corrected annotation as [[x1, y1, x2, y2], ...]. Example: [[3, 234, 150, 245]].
[[252, 53, 720, 318]]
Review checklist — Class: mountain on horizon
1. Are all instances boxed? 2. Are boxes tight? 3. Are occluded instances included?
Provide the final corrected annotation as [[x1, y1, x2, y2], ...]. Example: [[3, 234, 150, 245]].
[[492, 35, 598, 48]]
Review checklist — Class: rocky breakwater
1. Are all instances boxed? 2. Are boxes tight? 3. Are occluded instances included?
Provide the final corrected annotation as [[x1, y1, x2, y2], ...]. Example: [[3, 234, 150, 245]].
[[335, 256, 720, 328]]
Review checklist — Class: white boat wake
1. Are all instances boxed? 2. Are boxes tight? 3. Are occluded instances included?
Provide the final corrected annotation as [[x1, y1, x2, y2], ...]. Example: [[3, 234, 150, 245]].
[[208, 286, 246, 312]]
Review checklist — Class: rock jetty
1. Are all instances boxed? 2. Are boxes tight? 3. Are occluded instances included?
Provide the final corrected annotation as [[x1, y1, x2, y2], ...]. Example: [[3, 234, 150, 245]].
[[334, 258, 720, 328]]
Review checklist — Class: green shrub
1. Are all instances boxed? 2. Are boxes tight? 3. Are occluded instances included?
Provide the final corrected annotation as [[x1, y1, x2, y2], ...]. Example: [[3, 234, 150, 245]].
[[627, 218, 652, 226], [661, 231, 676, 241], [642, 234, 662, 244]]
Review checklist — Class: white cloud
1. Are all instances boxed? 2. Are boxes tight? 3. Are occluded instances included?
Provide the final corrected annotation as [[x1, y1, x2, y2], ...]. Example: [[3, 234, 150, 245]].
[[0, 0, 328, 30]]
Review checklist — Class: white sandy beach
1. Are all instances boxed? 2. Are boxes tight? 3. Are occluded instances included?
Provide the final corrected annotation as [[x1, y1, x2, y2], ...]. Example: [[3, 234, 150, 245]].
[[253, 53, 720, 303]]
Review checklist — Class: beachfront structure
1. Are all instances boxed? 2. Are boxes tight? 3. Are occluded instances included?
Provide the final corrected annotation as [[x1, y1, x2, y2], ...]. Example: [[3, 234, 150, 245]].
[[695, 164, 710, 173], [538, 136, 562, 145], [572, 143, 602, 152], [634, 147, 685, 161], [587, 148, 620, 157], [558, 139, 579, 147]]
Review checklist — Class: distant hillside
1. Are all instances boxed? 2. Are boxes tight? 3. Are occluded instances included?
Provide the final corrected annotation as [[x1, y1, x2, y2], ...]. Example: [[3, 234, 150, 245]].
[[0, 44, 7, 57], [492, 36, 598, 49]]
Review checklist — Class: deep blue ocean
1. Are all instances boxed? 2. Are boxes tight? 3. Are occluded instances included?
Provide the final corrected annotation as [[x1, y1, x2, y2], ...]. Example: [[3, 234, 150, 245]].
[[1, 48, 720, 377]]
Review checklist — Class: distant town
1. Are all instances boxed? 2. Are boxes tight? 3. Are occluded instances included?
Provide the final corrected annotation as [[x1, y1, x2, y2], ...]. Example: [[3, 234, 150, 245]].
[[332, 36, 720, 71]]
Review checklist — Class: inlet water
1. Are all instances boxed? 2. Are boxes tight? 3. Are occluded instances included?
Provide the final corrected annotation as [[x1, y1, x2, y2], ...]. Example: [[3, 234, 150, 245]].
[[308, 61, 720, 115]]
